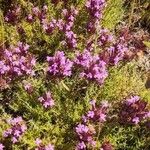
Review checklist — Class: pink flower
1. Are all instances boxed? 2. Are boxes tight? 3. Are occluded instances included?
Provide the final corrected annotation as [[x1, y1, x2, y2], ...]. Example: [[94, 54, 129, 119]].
[[145, 111, 150, 118], [3, 117, 27, 143], [0, 143, 4, 150], [99, 113, 106, 122], [87, 111, 95, 118], [47, 51, 73, 77], [75, 50, 108, 84], [12, 137, 18, 143], [38, 91, 55, 109], [126, 96, 140, 105], [76, 141, 86, 150], [132, 117, 140, 124], [35, 138, 42, 146]]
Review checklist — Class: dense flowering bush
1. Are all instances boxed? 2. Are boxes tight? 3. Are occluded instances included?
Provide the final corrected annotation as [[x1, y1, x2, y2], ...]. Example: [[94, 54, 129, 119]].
[[0, 0, 150, 149]]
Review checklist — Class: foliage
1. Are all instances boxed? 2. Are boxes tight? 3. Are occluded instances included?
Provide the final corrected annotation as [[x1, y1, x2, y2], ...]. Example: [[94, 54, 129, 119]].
[[0, 0, 150, 150]]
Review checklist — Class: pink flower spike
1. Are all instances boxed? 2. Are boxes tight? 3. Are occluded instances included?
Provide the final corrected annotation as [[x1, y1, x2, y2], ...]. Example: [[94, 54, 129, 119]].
[[35, 138, 42, 146]]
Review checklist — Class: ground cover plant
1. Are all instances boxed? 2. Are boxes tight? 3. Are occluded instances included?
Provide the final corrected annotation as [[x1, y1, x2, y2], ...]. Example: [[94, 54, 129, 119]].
[[0, 0, 150, 149]]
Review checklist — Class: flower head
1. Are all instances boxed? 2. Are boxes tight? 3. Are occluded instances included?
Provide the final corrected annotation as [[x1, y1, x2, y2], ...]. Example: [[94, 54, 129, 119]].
[[47, 51, 73, 77], [38, 91, 55, 109]]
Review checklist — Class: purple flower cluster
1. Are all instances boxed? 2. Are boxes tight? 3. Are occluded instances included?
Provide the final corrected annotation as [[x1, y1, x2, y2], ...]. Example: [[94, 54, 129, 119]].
[[97, 28, 114, 47], [47, 51, 73, 77], [42, 7, 78, 49], [5, 6, 21, 24], [62, 7, 78, 31], [75, 100, 109, 150], [75, 124, 96, 150], [84, 27, 129, 66], [61, 7, 78, 48], [27, 5, 48, 23], [42, 18, 57, 34], [0, 42, 36, 83], [85, 0, 106, 32], [75, 50, 108, 84], [3, 117, 27, 143], [119, 96, 150, 125], [84, 27, 114, 52], [82, 100, 109, 123], [38, 91, 55, 109], [35, 138, 54, 150], [99, 37, 128, 65], [63, 30, 77, 49]]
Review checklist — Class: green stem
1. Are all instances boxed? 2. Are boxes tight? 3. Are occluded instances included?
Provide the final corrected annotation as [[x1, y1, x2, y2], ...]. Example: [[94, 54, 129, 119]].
[[128, 0, 136, 28]]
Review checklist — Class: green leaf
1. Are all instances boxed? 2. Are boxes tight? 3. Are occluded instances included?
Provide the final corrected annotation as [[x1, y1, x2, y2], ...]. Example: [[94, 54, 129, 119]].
[[143, 41, 150, 48]]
